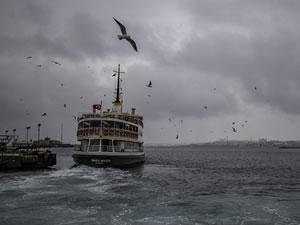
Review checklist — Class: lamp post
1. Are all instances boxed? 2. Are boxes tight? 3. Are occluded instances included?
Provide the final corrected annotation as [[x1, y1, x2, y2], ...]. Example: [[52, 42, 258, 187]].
[[37, 124, 41, 148], [26, 126, 31, 145]]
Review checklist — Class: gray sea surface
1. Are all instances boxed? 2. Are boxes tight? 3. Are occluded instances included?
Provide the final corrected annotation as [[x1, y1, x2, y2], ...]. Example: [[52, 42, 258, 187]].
[[0, 146, 300, 225]]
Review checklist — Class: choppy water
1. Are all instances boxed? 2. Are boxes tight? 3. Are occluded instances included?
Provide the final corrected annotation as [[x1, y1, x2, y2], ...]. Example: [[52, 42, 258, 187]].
[[1, 146, 300, 225]]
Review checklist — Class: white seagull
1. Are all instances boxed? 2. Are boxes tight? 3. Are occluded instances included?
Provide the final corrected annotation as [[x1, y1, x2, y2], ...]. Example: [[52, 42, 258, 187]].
[[113, 17, 138, 52]]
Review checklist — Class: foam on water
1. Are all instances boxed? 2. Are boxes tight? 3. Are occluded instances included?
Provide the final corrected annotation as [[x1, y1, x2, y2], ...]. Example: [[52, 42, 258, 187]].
[[1, 147, 300, 225]]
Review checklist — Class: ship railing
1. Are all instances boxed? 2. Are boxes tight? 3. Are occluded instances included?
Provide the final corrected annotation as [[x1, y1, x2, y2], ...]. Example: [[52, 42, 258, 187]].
[[77, 128, 139, 140], [77, 113, 143, 127]]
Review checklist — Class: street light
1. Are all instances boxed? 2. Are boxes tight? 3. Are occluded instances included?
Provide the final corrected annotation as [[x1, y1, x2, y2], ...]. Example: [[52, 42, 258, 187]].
[[37, 124, 41, 148], [26, 126, 31, 145], [37, 124, 41, 141]]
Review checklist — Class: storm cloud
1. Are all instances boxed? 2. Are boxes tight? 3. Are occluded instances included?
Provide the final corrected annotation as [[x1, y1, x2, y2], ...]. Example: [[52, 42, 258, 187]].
[[1, 0, 300, 144]]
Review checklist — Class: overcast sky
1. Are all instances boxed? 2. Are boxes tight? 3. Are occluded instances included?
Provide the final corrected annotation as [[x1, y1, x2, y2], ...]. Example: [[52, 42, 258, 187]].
[[1, 0, 300, 144]]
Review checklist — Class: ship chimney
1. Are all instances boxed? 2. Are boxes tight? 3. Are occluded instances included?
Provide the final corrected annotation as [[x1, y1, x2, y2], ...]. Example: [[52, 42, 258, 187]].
[[131, 108, 136, 115]]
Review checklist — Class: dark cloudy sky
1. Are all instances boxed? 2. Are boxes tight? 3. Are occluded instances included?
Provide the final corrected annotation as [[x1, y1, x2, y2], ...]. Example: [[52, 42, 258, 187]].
[[1, 0, 300, 144]]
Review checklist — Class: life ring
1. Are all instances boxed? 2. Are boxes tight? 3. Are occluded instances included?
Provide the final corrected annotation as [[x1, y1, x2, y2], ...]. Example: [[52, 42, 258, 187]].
[[110, 129, 114, 135], [103, 129, 108, 136]]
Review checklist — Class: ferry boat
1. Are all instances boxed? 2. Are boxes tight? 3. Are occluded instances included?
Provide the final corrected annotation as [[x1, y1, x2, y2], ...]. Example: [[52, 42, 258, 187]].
[[72, 64, 145, 168]]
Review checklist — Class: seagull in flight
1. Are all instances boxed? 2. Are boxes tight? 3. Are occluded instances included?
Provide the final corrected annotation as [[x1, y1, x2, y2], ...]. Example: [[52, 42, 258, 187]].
[[41, 112, 47, 116], [64, 104, 66, 108], [113, 17, 138, 52], [26, 56, 32, 59], [36, 65, 42, 67], [146, 81, 152, 88], [232, 127, 237, 132], [51, 60, 62, 66], [176, 134, 179, 139]]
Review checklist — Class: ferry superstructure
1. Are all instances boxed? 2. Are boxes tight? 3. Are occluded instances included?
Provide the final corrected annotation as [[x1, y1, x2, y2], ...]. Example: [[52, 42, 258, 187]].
[[72, 64, 145, 167]]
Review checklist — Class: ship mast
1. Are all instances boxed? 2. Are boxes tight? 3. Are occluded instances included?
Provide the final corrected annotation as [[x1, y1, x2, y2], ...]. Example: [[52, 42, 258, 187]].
[[112, 64, 124, 113]]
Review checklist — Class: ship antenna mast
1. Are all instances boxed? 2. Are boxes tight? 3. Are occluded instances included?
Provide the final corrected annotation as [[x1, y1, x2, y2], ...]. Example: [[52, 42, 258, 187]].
[[113, 64, 125, 112]]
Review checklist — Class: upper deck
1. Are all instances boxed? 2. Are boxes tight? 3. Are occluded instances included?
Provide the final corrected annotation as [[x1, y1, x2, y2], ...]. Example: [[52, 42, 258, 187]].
[[77, 112, 143, 128], [77, 111, 143, 142]]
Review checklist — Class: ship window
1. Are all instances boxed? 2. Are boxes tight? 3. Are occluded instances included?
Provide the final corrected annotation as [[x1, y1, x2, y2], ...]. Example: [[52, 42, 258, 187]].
[[81, 140, 88, 151], [90, 121, 100, 128], [102, 139, 110, 146], [115, 122, 121, 129], [90, 139, 99, 146]]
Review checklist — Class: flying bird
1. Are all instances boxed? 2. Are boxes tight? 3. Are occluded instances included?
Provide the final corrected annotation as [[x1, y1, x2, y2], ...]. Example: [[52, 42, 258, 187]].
[[26, 56, 32, 59], [112, 73, 116, 77], [80, 96, 83, 99], [64, 104, 66, 108], [204, 106, 208, 109], [51, 60, 62, 66], [36, 65, 42, 67], [113, 17, 138, 52], [232, 127, 237, 132], [42, 113, 47, 116], [254, 87, 257, 90], [176, 134, 179, 139], [60, 83, 64, 86], [146, 81, 152, 88], [232, 122, 235, 125]]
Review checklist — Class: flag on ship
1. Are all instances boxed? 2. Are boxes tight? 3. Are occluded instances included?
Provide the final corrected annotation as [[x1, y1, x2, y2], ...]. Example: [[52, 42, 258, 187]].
[[93, 104, 101, 110]]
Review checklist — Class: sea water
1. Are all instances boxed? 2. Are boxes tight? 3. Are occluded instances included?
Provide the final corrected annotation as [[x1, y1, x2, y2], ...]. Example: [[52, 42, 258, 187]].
[[0, 146, 300, 225]]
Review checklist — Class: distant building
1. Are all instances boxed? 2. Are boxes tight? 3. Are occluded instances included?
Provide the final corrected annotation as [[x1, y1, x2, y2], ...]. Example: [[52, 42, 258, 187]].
[[33, 137, 61, 147]]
